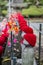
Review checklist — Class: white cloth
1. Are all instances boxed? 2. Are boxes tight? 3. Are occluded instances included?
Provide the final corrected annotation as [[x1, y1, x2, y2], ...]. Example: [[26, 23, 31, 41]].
[[33, 58, 37, 65], [21, 31, 26, 37], [22, 47, 34, 65], [17, 58, 37, 65]]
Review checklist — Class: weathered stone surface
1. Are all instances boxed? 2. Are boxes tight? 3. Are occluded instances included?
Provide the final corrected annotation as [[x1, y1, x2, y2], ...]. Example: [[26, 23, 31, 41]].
[[13, 0, 24, 3]]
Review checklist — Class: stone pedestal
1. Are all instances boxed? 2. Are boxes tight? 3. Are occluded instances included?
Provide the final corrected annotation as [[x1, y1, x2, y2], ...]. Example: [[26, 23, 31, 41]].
[[13, 0, 24, 3]]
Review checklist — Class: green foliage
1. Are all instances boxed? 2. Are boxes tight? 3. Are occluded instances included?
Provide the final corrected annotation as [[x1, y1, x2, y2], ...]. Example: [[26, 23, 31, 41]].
[[24, 0, 43, 5], [39, 0, 43, 5], [24, 0, 30, 2], [0, 0, 8, 17], [24, 0, 26, 2], [22, 5, 43, 16], [24, 0, 36, 4], [2, 10, 8, 16], [29, 0, 34, 2], [0, 0, 7, 6]]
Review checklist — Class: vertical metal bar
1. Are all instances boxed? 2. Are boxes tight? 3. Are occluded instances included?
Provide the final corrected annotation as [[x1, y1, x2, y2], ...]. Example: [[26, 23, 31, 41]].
[[11, 31, 17, 65], [39, 24, 42, 65], [11, 31, 14, 59], [11, 31, 13, 65]]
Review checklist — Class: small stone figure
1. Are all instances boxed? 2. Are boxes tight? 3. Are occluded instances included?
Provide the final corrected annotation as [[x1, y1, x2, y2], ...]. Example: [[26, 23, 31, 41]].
[[22, 34, 36, 65]]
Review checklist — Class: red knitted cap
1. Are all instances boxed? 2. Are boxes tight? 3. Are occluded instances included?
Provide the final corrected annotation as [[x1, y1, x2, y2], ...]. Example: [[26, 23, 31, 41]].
[[17, 13, 24, 22], [20, 23, 27, 29], [19, 21, 27, 25], [21, 26, 33, 34], [24, 34, 36, 47], [17, 13, 27, 25], [19, 18, 27, 23]]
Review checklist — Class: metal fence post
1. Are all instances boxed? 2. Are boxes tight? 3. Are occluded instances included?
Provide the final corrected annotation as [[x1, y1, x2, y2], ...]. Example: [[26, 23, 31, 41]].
[[11, 31, 13, 65], [11, 31, 17, 65], [39, 24, 42, 65]]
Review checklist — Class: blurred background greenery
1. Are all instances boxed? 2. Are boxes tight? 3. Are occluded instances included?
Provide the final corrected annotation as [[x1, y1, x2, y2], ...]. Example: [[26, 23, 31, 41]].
[[22, 0, 43, 17], [0, 0, 43, 17], [0, 0, 8, 17]]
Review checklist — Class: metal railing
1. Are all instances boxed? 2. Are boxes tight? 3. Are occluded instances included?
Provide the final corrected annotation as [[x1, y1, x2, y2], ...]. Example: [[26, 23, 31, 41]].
[[30, 23, 43, 65]]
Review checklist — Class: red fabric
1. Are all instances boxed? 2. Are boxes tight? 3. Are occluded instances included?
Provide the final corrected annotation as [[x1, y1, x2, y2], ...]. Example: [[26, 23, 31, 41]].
[[19, 19, 27, 24], [0, 31, 8, 56], [24, 34, 36, 47], [21, 26, 33, 34], [2, 33, 9, 38], [17, 12, 24, 21], [19, 21, 27, 25], [17, 13, 26, 23], [20, 24, 27, 29], [2, 28, 8, 34], [0, 36, 5, 45], [0, 33, 9, 45], [0, 46, 3, 56]]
